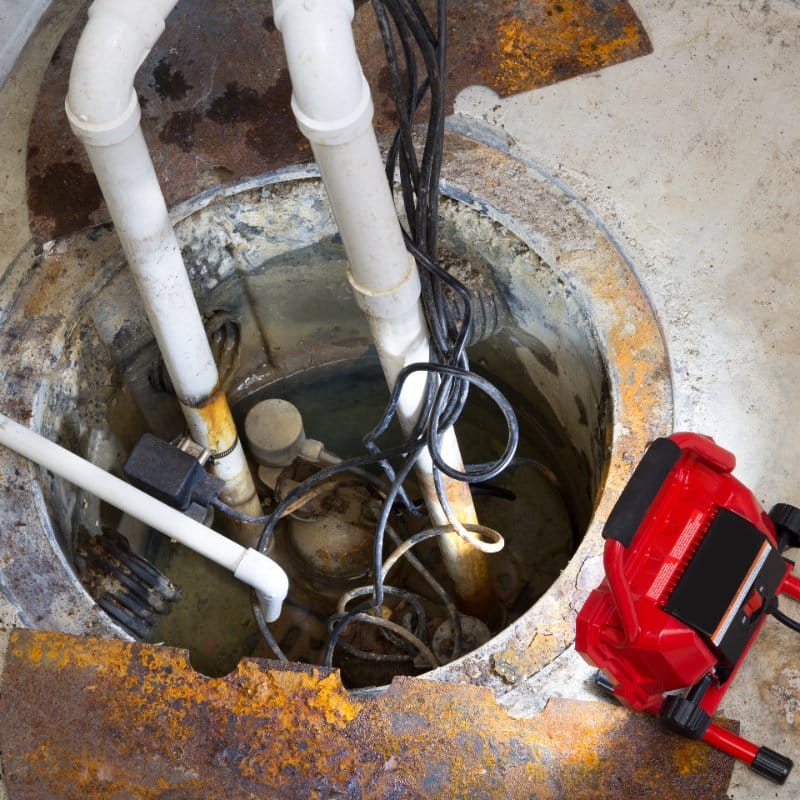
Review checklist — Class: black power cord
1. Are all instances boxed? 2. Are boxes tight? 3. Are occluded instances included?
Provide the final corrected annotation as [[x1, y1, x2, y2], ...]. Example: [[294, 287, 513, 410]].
[[772, 606, 800, 634], [320, 0, 519, 669], [220, 0, 521, 668]]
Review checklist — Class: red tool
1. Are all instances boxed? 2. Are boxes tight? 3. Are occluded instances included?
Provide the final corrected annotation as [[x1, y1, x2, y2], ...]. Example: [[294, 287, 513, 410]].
[[576, 432, 800, 784]]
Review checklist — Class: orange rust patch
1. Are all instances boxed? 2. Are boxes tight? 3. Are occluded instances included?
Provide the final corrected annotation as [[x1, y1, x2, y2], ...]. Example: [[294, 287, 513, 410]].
[[1, 630, 736, 799], [21, 258, 63, 318], [187, 389, 237, 453], [491, 630, 566, 684], [561, 237, 671, 463], [493, 2, 651, 97], [674, 737, 714, 777]]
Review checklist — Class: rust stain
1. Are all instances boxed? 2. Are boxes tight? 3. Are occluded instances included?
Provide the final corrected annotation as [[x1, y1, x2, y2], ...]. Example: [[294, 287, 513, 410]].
[[493, 1, 649, 96], [416, 468, 498, 621], [11, 244, 107, 333], [491, 630, 566, 685], [565, 236, 671, 464], [26, 0, 651, 241], [189, 389, 237, 454], [447, 544, 497, 620], [1, 630, 734, 800], [19, 256, 62, 319], [26, 160, 102, 239]]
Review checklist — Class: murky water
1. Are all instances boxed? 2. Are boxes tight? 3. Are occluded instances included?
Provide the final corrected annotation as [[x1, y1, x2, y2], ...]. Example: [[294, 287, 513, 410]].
[[151, 352, 580, 683]]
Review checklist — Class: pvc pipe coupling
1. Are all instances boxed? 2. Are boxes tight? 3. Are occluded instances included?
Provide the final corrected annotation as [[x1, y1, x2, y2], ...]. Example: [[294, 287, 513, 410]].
[[291, 73, 374, 147], [65, 90, 141, 148], [347, 255, 422, 322]]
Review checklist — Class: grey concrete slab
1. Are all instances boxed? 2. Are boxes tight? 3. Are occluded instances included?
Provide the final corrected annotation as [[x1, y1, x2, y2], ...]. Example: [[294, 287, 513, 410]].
[[0, 0, 51, 88]]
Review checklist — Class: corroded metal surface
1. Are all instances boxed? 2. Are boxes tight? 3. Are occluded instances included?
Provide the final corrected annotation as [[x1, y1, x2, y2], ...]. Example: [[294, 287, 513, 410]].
[[27, 0, 651, 240], [1, 629, 734, 800]]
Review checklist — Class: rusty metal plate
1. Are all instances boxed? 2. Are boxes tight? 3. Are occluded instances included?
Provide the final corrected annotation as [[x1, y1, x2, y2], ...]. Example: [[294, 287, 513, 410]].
[[1, 629, 734, 799], [27, 0, 651, 241]]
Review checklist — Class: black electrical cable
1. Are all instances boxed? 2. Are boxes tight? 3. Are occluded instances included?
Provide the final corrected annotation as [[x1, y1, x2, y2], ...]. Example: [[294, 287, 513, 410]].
[[252, 591, 289, 662], [332, 585, 429, 663], [384, 523, 463, 660], [210, 496, 270, 526], [367, 362, 518, 484], [325, 502, 464, 662], [772, 607, 800, 634], [325, 524, 495, 667], [212, 438, 425, 531], [328, 612, 439, 668], [471, 484, 517, 501], [338, 638, 414, 663], [324, 455, 422, 665], [374, 0, 453, 358], [241, 0, 521, 668]]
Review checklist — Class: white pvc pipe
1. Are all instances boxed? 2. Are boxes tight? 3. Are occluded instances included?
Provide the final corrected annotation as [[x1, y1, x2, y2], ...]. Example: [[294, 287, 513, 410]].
[[80, 129, 219, 401], [0, 413, 288, 621], [273, 0, 435, 430], [66, 0, 177, 136], [65, 0, 261, 533], [274, 0, 363, 126], [274, 0, 494, 616]]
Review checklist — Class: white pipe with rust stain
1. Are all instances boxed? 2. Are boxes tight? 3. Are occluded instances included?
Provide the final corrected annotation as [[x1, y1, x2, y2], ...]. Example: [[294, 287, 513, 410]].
[[273, 0, 495, 618], [65, 0, 261, 541], [0, 413, 288, 621]]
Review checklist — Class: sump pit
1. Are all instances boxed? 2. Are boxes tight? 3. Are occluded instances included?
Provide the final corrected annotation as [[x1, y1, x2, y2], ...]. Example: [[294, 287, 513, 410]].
[[0, 132, 671, 694], [70, 177, 609, 685]]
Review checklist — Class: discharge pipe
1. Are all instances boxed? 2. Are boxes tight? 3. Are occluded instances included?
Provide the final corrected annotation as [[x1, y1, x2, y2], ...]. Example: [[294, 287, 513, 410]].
[[273, 0, 496, 618], [0, 413, 288, 621], [65, 0, 262, 543]]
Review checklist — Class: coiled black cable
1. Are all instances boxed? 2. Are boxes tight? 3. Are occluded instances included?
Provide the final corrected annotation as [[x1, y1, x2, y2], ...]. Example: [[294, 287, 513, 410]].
[[220, 0, 520, 668]]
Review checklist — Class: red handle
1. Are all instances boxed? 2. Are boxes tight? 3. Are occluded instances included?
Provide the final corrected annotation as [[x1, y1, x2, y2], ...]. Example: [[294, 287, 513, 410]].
[[670, 432, 736, 473], [782, 573, 800, 601], [604, 539, 639, 643], [703, 723, 758, 764]]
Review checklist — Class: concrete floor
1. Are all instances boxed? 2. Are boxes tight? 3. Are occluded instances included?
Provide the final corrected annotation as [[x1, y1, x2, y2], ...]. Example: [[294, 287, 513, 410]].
[[0, 0, 799, 797], [0, 0, 50, 86], [455, 2, 800, 795]]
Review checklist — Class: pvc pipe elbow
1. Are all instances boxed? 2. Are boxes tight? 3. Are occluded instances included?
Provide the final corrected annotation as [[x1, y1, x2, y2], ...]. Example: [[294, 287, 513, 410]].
[[273, 0, 372, 144], [66, 0, 179, 145], [234, 549, 290, 622]]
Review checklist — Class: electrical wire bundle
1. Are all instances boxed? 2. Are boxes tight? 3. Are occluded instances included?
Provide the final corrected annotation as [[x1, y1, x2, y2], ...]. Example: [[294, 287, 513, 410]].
[[214, 0, 520, 672]]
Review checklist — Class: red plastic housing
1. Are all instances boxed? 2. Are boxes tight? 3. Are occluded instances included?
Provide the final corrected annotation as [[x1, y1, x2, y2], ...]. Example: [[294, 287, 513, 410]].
[[576, 432, 787, 714]]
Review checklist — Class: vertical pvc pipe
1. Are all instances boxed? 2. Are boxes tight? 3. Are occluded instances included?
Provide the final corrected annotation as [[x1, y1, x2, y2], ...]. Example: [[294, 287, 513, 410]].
[[274, 0, 496, 618], [65, 0, 261, 543]]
